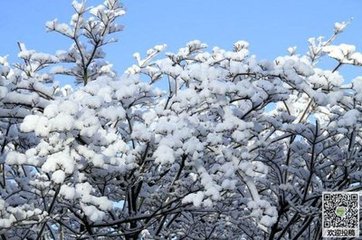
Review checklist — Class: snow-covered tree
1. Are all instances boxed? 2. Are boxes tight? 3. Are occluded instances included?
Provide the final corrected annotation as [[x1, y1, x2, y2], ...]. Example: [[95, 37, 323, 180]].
[[1, 1, 362, 239], [47, 0, 124, 85]]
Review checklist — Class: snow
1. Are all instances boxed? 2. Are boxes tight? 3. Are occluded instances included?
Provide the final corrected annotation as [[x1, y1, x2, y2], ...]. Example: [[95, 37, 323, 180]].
[[49, 113, 74, 131], [287, 46, 297, 55], [4, 92, 39, 106], [75, 182, 92, 196], [323, 44, 356, 62], [52, 170, 66, 183], [72, 0, 85, 13], [140, 230, 152, 239], [6, 152, 27, 165], [17, 49, 36, 59], [81, 204, 105, 222], [153, 44, 167, 52], [31, 52, 58, 63], [182, 191, 204, 207], [60, 85, 73, 97], [21, 115, 50, 137], [260, 214, 277, 227], [0, 218, 14, 228], [42, 150, 74, 174], [334, 21, 348, 33], [125, 64, 141, 74], [0, 86, 8, 98], [247, 200, 277, 228], [58, 101, 79, 115], [313, 92, 328, 106], [229, 60, 247, 74], [186, 40, 208, 51], [44, 104, 59, 118], [93, 196, 113, 211], [221, 179, 237, 190], [353, 77, 362, 101], [206, 132, 223, 145], [143, 110, 157, 125], [91, 154, 104, 167], [308, 69, 343, 88], [46, 19, 73, 36], [183, 137, 203, 154], [234, 40, 249, 51], [96, 85, 113, 102], [59, 185, 76, 200], [153, 145, 175, 164], [338, 109, 360, 127], [98, 106, 125, 121], [350, 52, 362, 65]]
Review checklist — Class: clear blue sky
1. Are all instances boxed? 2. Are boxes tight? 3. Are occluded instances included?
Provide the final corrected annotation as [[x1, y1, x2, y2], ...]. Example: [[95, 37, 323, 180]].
[[1, 0, 361, 84]]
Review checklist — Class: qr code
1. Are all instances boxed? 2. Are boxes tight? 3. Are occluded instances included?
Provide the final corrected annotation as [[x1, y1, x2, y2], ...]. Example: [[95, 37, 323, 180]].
[[322, 192, 360, 238]]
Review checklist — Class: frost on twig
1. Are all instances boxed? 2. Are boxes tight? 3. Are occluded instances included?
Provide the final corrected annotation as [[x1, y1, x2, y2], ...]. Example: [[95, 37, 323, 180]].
[[46, 0, 125, 85]]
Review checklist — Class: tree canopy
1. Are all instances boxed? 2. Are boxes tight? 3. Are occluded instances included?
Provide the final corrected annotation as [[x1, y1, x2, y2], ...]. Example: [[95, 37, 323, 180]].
[[1, 1, 362, 239]]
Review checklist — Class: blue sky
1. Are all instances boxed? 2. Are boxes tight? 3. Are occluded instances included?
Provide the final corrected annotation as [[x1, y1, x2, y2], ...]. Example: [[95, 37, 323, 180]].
[[1, 0, 361, 84]]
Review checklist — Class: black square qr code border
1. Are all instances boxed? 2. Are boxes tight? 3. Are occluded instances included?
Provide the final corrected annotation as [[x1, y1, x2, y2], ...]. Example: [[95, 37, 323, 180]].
[[322, 192, 360, 238]]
